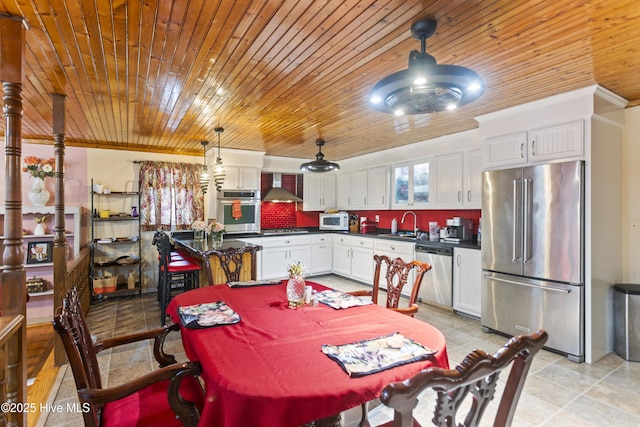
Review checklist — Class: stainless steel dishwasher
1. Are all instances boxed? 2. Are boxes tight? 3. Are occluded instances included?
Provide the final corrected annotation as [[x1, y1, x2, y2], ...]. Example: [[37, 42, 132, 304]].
[[415, 242, 453, 307]]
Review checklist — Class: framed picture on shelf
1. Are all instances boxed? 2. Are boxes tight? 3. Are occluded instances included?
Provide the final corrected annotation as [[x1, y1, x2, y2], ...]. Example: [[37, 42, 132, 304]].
[[26, 241, 52, 264]]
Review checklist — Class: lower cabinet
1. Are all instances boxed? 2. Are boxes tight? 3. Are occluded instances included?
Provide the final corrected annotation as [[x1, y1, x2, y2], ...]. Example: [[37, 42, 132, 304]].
[[261, 236, 313, 280], [452, 247, 482, 317], [373, 240, 415, 296], [311, 234, 333, 275], [332, 234, 375, 284]]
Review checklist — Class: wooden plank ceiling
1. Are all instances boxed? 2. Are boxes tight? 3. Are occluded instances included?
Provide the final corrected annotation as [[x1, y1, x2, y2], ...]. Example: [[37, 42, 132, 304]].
[[0, 0, 638, 160]]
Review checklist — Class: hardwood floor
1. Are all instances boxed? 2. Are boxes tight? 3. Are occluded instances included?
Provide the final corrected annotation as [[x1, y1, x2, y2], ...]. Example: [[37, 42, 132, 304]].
[[26, 324, 54, 381], [26, 323, 58, 427]]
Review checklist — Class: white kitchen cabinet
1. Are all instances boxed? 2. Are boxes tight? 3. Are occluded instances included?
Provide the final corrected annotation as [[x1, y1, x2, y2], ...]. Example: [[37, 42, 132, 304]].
[[303, 174, 336, 211], [335, 173, 350, 210], [391, 160, 431, 209], [432, 149, 482, 209], [310, 234, 333, 275], [528, 120, 584, 162], [452, 247, 482, 317], [332, 235, 352, 277], [366, 166, 389, 209], [484, 120, 583, 169], [350, 237, 375, 283], [464, 148, 483, 208], [332, 234, 375, 283], [223, 166, 260, 190], [260, 235, 312, 280], [336, 170, 367, 209], [373, 239, 415, 296], [433, 152, 463, 206], [484, 131, 528, 168]]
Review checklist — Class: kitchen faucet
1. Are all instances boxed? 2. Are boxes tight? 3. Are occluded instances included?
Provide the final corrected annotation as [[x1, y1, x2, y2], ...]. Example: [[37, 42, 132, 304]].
[[401, 211, 418, 236]]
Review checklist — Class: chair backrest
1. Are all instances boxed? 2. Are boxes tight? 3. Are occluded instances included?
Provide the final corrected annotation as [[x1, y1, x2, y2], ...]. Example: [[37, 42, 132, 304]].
[[380, 330, 548, 427], [52, 287, 103, 427], [372, 254, 431, 310], [153, 231, 172, 270], [217, 248, 250, 283]]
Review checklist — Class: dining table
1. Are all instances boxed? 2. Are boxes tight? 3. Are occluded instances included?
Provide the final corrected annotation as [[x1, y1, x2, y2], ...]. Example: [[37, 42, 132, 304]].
[[167, 280, 449, 427]]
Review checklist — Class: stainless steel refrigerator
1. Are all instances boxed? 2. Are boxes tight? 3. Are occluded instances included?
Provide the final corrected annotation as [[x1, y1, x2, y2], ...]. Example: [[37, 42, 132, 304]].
[[481, 160, 584, 362]]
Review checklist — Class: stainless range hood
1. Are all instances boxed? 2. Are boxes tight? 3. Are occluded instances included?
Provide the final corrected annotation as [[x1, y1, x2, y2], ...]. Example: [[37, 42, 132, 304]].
[[262, 173, 303, 202]]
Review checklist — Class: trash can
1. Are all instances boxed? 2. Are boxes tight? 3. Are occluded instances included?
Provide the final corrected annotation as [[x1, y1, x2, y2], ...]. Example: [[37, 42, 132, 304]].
[[613, 283, 640, 361]]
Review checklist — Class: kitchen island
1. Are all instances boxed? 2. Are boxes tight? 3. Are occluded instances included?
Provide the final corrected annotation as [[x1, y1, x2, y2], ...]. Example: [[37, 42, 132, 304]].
[[172, 237, 262, 286]]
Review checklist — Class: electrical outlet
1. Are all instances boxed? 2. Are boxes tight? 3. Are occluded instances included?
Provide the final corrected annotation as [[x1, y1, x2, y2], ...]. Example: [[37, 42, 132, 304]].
[[375, 215, 380, 222]]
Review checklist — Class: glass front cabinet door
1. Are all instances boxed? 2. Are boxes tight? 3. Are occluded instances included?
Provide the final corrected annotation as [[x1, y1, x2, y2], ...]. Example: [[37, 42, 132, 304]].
[[392, 160, 430, 208]]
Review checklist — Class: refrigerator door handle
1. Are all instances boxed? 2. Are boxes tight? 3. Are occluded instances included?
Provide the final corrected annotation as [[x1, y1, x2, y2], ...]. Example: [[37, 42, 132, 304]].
[[512, 179, 520, 263], [523, 178, 532, 263], [484, 274, 572, 293]]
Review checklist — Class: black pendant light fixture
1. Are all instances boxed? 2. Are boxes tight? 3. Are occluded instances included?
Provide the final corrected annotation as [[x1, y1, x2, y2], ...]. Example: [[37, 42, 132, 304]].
[[199, 140, 210, 194], [212, 126, 226, 191], [368, 18, 484, 116], [300, 138, 340, 173]]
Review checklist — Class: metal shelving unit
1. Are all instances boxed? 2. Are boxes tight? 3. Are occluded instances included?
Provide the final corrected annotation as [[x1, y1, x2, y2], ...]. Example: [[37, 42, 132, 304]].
[[90, 179, 142, 301]]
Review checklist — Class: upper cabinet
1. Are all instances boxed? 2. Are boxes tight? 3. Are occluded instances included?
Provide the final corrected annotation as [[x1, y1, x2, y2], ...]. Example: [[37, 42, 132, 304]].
[[366, 166, 389, 209], [223, 166, 260, 190], [336, 167, 389, 210], [303, 174, 336, 211], [391, 160, 430, 209], [484, 120, 584, 169], [431, 149, 482, 209], [433, 152, 463, 207]]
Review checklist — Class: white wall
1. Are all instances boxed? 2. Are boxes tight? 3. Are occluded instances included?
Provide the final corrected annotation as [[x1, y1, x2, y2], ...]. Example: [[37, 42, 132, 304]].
[[622, 106, 640, 283]]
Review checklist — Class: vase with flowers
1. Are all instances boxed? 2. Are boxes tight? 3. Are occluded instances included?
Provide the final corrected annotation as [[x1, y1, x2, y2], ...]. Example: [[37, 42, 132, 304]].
[[23, 156, 55, 206], [191, 220, 207, 241], [208, 220, 226, 247], [286, 260, 306, 309]]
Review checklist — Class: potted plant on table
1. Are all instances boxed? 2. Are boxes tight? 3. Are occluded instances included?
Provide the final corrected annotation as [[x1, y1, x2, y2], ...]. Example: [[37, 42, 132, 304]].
[[191, 220, 208, 241], [208, 220, 226, 246]]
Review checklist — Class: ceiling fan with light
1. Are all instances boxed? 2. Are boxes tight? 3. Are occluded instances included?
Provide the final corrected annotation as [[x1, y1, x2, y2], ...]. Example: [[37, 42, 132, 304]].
[[369, 18, 484, 116], [299, 138, 340, 173]]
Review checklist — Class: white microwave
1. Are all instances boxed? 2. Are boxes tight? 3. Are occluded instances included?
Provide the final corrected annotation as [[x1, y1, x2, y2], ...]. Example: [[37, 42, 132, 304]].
[[319, 212, 349, 231]]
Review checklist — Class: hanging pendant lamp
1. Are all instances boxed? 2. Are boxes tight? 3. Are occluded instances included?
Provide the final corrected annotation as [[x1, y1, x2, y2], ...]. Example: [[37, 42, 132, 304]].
[[213, 126, 226, 191], [369, 18, 484, 116], [199, 141, 210, 194], [300, 138, 340, 173]]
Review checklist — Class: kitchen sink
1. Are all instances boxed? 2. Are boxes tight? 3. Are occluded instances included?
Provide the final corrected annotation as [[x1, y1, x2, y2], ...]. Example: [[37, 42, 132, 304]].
[[377, 233, 418, 239]]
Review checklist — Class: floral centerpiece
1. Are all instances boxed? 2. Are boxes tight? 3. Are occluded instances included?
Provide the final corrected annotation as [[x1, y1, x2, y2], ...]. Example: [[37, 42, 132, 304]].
[[191, 220, 208, 241], [286, 260, 306, 309], [23, 156, 55, 206], [208, 220, 226, 246]]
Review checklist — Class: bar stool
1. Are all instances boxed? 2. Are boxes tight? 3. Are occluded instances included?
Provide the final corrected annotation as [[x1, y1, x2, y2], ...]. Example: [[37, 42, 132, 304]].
[[153, 231, 200, 325]]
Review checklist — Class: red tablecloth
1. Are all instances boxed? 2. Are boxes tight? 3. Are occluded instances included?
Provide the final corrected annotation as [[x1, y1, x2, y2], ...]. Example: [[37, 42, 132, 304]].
[[167, 281, 449, 427]]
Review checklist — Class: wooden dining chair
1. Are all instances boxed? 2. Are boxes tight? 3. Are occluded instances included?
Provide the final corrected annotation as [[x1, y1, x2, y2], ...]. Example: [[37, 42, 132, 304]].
[[375, 330, 548, 427], [52, 287, 205, 427], [349, 254, 432, 317], [153, 231, 201, 325]]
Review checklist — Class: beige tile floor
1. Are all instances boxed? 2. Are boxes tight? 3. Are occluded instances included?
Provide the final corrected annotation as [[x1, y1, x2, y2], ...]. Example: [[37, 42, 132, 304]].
[[40, 274, 640, 427]]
